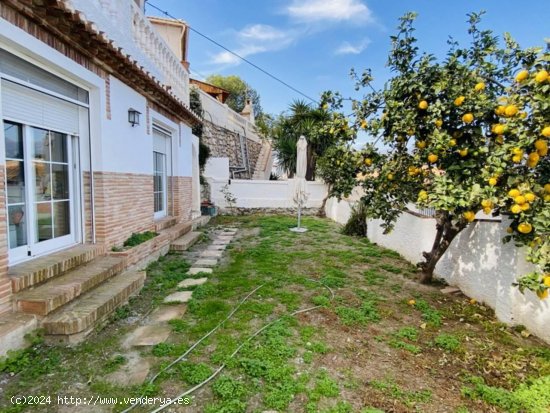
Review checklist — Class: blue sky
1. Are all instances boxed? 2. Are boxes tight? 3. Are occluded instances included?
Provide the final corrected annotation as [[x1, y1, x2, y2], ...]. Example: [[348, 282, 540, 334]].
[[148, 0, 549, 116]]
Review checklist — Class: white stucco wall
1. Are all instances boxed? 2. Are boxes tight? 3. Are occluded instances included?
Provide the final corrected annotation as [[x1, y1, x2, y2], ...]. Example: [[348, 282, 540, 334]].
[[325, 196, 550, 344], [197, 88, 261, 144], [208, 178, 328, 209], [204, 157, 230, 181]]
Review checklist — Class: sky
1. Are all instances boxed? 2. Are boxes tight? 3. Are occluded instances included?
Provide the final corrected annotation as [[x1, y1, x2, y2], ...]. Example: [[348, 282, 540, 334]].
[[147, 0, 549, 117]]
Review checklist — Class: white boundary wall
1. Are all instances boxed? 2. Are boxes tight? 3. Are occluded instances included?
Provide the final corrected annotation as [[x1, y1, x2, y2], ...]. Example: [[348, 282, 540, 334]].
[[325, 197, 550, 344], [208, 178, 328, 210]]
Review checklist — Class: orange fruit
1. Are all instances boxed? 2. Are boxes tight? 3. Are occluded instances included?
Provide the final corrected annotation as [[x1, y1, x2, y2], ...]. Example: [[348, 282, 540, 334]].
[[364, 158, 372, 166], [488, 177, 497, 186], [449, 139, 457, 147], [495, 105, 506, 116], [543, 276, 550, 287], [505, 105, 519, 117], [462, 113, 474, 123], [459, 148, 469, 157], [536, 289, 549, 300], [454, 96, 465, 106], [481, 199, 493, 208], [418, 100, 428, 110], [508, 189, 521, 198], [527, 152, 540, 168], [418, 190, 428, 201], [524, 193, 536, 202], [416, 140, 427, 149], [521, 203, 530, 211], [463, 211, 475, 222], [517, 222, 532, 234], [474, 82, 485, 92], [408, 299, 416, 306], [493, 125, 506, 135], [360, 120, 368, 129], [534, 140, 548, 156], [510, 204, 522, 214], [544, 183, 550, 193], [428, 154, 438, 163], [435, 119, 443, 128], [515, 195, 526, 205], [387, 173, 394, 181], [542, 127, 550, 138], [535, 70, 549, 83], [515, 70, 529, 82]]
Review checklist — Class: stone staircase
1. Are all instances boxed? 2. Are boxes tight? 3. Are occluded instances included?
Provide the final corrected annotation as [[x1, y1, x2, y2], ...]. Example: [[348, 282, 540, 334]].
[[252, 140, 273, 180], [0, 216, 210, 348]]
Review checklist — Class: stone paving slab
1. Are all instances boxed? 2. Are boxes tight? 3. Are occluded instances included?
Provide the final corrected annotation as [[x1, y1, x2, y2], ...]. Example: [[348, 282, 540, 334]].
[[178, 277, 208, 288], [200, 250, 224, 258], [149, 305, 187, 322], [164, 291, 193, 304], [188, 267, 213, 275], [207, 244, 226, 251], [194, 258, 217, 267], [216, 235, 234, 241], [212, 239, 231, 245], [124, 325, 171, 347], [105, 352, 151, 386]]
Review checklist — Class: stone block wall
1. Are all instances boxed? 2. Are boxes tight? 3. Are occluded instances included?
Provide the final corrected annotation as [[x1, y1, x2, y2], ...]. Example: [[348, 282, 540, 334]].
[[202, 120, 262, 179]]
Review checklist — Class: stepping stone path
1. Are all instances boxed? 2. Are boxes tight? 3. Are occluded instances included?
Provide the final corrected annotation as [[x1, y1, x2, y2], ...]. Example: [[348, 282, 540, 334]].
[[105, 351, 152, 386], [123, 325, 171, 347], [178, 277, 208, 288], [120, 225, 238, 369], [149, 305, 187, 322], [194, 258, 218, 267], [163, 291, 193, 303], [200, 250, 224, 258]]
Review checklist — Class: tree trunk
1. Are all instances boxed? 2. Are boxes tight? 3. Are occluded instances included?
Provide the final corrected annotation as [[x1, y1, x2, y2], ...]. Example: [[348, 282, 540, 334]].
[[418, 211, 467, 284], [306, 147, 316, 181], [317, 184, 332, 217]]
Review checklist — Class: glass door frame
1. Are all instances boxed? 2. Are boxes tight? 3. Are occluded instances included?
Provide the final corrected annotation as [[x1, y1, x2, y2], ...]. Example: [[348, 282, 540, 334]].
[[153, 150, 167, 220], [3, 120, 78, 264]]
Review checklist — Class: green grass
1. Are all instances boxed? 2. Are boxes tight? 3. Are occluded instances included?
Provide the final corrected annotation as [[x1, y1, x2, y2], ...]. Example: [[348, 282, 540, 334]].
[[122, 231, 158, 247], [2, 215, 550, 413]]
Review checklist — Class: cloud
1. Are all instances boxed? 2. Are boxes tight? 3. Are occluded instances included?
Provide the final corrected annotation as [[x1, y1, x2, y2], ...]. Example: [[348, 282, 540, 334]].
[[210, 24, 296, 67], [335, 38, 371, 55], [285, 0, 373, 23]]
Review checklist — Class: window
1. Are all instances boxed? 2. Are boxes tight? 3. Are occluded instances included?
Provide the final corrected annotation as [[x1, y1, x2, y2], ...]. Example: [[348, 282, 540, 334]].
[[153, 151, 166, 214]]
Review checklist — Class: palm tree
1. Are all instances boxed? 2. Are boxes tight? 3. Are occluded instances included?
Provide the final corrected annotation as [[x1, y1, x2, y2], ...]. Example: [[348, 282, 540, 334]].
[[272, 100, 334, 180]]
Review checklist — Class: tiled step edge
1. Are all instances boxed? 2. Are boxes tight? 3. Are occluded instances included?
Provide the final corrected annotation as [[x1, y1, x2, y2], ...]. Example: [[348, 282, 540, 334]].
[[154, 216, 177, 232], [9, 244, 107, 293], [170, 231, 202, 252], [42, 271, 146, 343], [14, 256, 125, 316]]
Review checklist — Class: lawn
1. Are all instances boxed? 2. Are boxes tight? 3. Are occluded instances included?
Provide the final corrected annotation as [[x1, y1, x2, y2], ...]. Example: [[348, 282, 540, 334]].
[[1, 215, 549, 413]]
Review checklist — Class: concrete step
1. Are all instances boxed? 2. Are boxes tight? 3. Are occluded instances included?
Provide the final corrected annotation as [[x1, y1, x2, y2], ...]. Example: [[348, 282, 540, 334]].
[[154, 216, 177, 232], [170, 231, 202, 252], [164, 221, 192, 242], [192, 216, 211, 230], [42, 271, 145, 344], [14, 256, 125, 316], [0, 312, 38, 357], [8, 244, 106, 293]]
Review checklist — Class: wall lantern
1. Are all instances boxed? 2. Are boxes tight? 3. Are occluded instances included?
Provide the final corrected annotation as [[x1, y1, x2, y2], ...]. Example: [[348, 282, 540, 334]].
[[128, 108, 141, 127]]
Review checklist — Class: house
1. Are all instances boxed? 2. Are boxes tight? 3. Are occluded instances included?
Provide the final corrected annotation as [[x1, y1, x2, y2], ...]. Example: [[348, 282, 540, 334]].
[[146, 17, 273, 181], [0, 0, 203, 352]]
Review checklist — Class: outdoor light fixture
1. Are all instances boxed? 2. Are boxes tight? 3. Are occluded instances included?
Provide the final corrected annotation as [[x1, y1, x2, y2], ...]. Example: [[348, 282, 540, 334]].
[[128, 108, 141, 127]]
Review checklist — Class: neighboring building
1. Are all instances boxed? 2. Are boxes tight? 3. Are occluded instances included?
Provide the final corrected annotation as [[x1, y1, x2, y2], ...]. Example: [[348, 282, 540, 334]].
[[0, 0, 203, 349], [149, 17, 272, 181]]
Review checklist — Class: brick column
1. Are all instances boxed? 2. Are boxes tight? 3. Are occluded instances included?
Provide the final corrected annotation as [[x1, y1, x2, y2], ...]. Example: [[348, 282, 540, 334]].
[[0, 167, 12, 315]]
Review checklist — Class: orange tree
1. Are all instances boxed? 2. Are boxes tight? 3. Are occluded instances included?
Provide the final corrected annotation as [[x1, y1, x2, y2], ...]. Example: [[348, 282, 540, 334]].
[[318, 12, 550, 294]]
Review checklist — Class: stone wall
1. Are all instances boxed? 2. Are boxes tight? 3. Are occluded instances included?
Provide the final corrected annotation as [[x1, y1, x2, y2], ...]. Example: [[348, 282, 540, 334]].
[[202, 120, 262, 179]]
